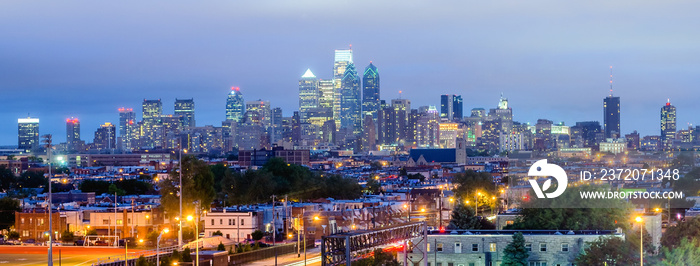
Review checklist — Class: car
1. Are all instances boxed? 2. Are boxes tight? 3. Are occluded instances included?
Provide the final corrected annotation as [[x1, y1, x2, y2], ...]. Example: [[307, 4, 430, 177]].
[[94, 240, 110, 246], [45, 241, 62, 246], [22, 239, 36, 245], [74, 240, 85, 246]]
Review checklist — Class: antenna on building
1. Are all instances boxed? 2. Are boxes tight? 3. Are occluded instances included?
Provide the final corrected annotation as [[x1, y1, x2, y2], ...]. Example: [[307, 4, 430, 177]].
[[399, 90, 402, 99], [609, 66, 613, 97]]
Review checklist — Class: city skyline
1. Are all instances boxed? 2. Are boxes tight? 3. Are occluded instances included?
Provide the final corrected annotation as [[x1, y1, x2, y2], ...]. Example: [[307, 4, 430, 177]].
[[3, 1, 700, 144]]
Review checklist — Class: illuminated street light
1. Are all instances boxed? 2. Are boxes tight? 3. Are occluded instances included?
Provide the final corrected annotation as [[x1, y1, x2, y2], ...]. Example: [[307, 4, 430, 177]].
[[635, 216, 644, 266]]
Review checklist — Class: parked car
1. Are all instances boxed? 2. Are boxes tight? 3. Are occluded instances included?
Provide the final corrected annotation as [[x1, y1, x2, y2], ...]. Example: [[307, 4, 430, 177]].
[[94, 240, 109, 246], [22, 239, 36, 245], [74, 240, 85, 246]]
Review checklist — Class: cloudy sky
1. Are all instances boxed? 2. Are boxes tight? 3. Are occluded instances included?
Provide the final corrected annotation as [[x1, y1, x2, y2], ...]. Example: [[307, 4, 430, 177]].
[[2, 1, 699, 144]]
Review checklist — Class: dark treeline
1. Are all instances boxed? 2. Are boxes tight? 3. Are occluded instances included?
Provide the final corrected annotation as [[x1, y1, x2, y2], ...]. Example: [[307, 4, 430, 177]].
[[215, 157, 362, 205]]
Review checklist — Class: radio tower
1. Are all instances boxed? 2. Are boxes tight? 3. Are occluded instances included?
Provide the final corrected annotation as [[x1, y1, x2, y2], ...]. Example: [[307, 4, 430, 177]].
[[609, 66, 613, 96]]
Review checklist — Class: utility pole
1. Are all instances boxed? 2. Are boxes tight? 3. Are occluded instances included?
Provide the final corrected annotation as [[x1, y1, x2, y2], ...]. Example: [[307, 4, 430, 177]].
[[114, 192, 117, 246], [272, 195, 277, 266], [178, 139, 183, 249], [43, 134, 53, 266]]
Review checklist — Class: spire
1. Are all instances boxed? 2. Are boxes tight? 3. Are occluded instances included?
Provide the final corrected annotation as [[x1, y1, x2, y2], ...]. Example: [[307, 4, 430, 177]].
[[301, 69, 316, 78], [609, 66, 613, 97]]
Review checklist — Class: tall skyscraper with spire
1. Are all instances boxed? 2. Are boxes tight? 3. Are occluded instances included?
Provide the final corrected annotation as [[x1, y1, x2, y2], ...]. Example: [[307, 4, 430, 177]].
[[604, 67, 620, 139], [660, 100, 676, 150], [226, 87, 245, 122], [340, 62, 361, 135], [299, 69, 319, 123], [333, 47, 353, 128], [362, 62, 380, 121]]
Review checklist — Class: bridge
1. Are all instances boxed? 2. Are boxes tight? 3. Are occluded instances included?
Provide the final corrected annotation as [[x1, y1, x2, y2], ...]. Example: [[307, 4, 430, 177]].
[[321, 222, 427, 266]]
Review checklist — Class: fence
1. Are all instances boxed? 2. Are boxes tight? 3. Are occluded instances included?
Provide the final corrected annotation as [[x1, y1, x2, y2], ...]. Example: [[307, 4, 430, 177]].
[[92, 245, 178, 266], [228, 241, 315, 265]]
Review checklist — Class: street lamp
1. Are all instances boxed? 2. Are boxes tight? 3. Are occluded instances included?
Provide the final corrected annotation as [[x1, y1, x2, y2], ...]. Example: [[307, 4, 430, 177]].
[[187, 215, 199, 266], [635, 216, 643, 265], [157, 228, 170, 266]]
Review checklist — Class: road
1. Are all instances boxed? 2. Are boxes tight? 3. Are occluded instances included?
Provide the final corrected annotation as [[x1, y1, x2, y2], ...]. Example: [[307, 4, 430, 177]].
[[0, 246, 129, 266], [244, 246, 322, 266]]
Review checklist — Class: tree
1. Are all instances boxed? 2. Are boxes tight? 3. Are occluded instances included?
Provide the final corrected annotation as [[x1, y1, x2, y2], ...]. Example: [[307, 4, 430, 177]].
[[217, 241, 226, 251], [160, 156, 216, 218], [60, 230, 74, 242], [507, 185, 631, 230], [170, 250, 181, 263], [182, 247, 192, 262], [657, 238, 700, 265], [135, 255, 150, 266], [365, 178, 381, 194], [17, 171, 46, 189], [108, 183, 125, 196], [406, 173, 425, 182], [7, 231, 19, 240], [0, 166, 14, 191], [661, 217, 700, 248], [251, 230, 263, 241], [575, 237, 634, 265], [452, 170, 497, 198], [212, 230, 223, 236], [447, 203, 495, 229], [502, 232, 529, 266], [0, 197, 20, 230]]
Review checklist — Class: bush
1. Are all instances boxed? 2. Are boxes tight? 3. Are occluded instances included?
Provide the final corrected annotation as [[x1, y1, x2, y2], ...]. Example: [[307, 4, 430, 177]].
[[251, 230, 264, 241], [60, 230, 74, 242], [181, 247, 192, 262], [217, 241, 225, 251], [212, 230, 223, 236], [7, 231, 19, 240]]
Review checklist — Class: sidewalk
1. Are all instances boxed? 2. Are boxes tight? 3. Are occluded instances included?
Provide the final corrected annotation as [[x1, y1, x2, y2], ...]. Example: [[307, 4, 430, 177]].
[[244, 246, 322, 266]]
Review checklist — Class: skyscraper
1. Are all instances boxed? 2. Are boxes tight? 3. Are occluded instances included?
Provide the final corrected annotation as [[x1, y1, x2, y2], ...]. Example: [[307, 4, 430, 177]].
[[333, 47, 352, 128], [141, 99, 163, 148], [66, 117, 80, 151], [226, 87, 245, 122], [17, 117, 39, 153], [118, 108, 136, 151], [660, 100, 676, 150], [340, 63, 362, 135], [299, 69, 319, 123], [246, 100, 272, 129], [391, 99, 411, 144], [440, 95, 463, 121], [94, 122, 116, 150], [603, 95, 621, 139], [142, 99, 163, 122], [174, 98, 195, 130], [362, 62, 380, 120]]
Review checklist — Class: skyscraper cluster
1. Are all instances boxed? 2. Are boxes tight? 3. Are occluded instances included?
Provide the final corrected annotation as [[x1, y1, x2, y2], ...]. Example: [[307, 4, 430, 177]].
[[15, 60, 700, 156]]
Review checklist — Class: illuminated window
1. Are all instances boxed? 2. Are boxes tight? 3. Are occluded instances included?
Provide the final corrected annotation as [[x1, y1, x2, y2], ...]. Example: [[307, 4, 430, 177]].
[[436, 243, 443, 252], [117, 219, 123, 225], [489, 243, 496, 252]]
